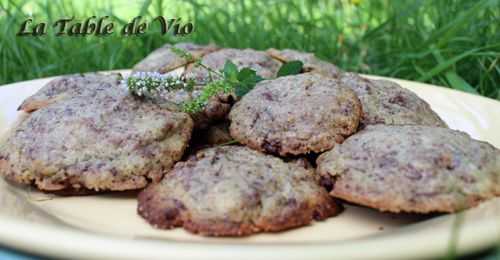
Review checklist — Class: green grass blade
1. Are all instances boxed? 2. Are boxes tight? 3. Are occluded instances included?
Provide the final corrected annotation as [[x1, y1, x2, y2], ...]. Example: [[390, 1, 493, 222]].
[[418, 48, 482, 82], [445, 71, 479, 94]]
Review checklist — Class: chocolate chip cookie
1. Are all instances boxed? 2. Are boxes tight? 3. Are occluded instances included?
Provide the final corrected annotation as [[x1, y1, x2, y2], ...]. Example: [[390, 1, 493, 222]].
[[0, 73, 193, 192], [229, 73, 362, 156], [317, 125, 500, 213], [340, 73, 447, 128], [132, 42, 218, 73], [138, 146, 340, 236]]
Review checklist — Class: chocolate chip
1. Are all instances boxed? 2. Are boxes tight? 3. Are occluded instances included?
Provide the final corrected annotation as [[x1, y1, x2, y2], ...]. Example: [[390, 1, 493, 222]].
[[164, 207, 179, 221], [388, 94, 407, 107], [262, 92, 274, 101], [262, 139, 282, 154]]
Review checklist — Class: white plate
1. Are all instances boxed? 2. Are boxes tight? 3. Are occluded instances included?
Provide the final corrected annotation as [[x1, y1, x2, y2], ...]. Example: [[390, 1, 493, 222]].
[[0, 71, 499, 260]]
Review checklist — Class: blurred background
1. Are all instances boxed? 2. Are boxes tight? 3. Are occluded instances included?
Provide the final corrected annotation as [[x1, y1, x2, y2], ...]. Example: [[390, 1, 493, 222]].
[[1, 0, 499, 99]]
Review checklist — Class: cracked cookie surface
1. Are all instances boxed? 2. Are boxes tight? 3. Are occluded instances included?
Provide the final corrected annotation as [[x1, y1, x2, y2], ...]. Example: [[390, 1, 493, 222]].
[[138, 146, 340, 236], [0, 73, 193, 192], [317, 125, 500, 213], [229, 73, 362, 156], [340, 73, 447, 128], [132, 42, 218, 73]]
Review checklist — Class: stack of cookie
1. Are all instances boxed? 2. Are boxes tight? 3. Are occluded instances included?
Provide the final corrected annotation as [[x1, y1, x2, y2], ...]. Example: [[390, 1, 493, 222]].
[[1, 42, 499, 237]]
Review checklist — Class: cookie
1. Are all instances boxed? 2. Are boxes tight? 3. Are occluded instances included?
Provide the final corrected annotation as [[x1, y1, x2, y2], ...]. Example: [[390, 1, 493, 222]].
[[138, 146, 340, 236], [132, 42, 218, 73], [340, 73, 447, 128], [267, 48, 341, 78], [317, 125, 500, 213], [229, 73, 362, 156], [185, 48, 282, 84], [0, 73, 193, 192]]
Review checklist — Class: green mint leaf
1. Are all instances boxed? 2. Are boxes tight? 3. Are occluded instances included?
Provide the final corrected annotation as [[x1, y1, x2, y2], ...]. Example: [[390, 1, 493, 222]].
[[237, 67, 257, 81], [223, 60, 238, 81], [277, 60, 304, 77], [255, 75, 265, 82], [234, 83, 247, 98], [234, 68, 260, 97]]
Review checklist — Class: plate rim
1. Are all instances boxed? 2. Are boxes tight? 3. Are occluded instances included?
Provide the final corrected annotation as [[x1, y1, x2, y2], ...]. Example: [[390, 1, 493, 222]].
[[0, 213, 497, 260]]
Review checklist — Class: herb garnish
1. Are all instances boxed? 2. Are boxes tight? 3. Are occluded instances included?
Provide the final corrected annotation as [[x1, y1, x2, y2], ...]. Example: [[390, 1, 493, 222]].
[[124, 47, 303, 114], [124, 71, 194, 97]]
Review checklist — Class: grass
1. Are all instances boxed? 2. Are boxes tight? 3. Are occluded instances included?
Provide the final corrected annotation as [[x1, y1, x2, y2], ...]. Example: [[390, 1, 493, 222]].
[[1, 0, 499, 99]]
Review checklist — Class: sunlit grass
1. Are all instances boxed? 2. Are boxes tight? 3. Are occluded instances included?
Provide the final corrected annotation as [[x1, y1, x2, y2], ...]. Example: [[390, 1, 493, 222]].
[[0, 0, 499, 100]]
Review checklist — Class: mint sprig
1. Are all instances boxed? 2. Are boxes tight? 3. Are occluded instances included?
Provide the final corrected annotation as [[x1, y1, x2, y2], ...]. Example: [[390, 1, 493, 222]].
[[181, 60, 264, 113], [125, 46, 303, 114]]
